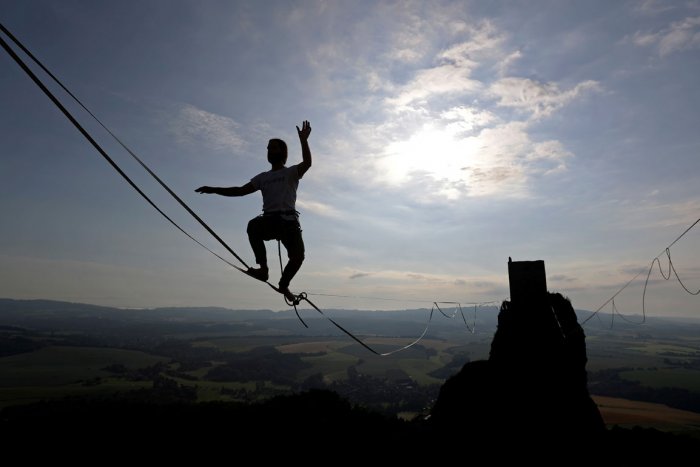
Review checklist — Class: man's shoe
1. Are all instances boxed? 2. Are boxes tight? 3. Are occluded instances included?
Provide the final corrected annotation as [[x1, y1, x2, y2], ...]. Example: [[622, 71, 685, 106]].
[[278, 286, 297, 303], [246, 267, 269, 282]]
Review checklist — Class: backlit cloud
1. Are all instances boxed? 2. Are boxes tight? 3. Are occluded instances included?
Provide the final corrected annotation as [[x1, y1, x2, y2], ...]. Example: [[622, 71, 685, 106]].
[[296, 199, 342, 219], [633, 0, 677, 15], [386, 65, 483, 109], [632, 16, 700, 56], [349, 271, 372, 280], [386, 21, 504, 110], [489, 78, 600, 119], [372, 118, 574, 199], [171, 104, 247, 153], [319, 14, 601, 201]]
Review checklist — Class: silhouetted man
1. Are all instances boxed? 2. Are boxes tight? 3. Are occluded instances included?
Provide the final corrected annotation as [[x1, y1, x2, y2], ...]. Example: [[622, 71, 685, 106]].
[[196, 121, 312, 301]]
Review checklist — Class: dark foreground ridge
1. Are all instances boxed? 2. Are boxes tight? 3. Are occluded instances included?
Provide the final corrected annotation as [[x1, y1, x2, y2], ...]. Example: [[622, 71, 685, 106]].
[[3, 388, 697, 461], [2, 295, 698, 461]]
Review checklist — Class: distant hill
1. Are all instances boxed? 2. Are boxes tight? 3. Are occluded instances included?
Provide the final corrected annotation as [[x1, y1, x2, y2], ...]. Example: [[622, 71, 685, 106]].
[[0, 297, 502, 339], [2, 297, 699, 334]]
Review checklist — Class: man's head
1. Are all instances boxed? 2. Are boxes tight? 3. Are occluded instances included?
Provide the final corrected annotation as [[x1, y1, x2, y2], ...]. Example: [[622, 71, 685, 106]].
[[267, 138, 288, 166]]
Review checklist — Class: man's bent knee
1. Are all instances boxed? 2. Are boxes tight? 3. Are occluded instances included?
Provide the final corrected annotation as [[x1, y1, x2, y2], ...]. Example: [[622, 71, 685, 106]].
[[288, 253, 305, 265], [246, 219, 258, 236]]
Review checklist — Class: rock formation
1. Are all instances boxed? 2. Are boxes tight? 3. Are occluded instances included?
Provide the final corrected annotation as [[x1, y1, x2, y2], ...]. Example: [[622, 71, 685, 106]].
[[431, 292, 605, 448]]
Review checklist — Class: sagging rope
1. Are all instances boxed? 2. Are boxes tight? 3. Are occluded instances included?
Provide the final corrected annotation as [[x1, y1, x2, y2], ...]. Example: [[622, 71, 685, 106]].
[[1, 22, 482, 356], [293, 297, 476, 356], [0, 22, 303, 300], [581, 218, 700, 327]]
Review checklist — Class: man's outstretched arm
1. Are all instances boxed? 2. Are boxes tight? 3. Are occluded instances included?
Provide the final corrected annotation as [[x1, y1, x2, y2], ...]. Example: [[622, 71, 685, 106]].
[[296, 120, 312, 178], [195, 182, 256, 197]]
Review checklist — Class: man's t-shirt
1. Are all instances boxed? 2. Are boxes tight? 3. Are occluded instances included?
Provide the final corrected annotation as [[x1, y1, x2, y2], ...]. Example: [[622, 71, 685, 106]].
[[250, 165, 303, 217]]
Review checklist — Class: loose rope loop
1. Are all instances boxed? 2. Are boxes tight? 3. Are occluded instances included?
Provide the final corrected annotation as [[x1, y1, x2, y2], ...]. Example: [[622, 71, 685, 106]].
[[581, 220, 700, 327], [288, 296, 481, 356]]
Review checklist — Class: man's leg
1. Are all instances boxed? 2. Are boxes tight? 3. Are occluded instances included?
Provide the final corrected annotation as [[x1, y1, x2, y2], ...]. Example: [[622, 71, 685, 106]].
[[246, 216, 271, 281], [279, 220, 305, 291]]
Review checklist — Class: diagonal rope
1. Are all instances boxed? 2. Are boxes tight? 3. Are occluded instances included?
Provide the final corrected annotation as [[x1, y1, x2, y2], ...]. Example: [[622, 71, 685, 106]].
[[0, 22, 251, 271], [0, 24, 303, 306], [0, 23, 300, 297], [0, 24, 306, 306], [581, 271, 645, 326], [2, 23, 487, 355], [0, 30, 250, 275]]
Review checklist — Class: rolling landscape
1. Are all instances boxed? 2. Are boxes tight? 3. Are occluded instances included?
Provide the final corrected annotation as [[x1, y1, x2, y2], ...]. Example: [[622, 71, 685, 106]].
[[2, 297, 700, 441]]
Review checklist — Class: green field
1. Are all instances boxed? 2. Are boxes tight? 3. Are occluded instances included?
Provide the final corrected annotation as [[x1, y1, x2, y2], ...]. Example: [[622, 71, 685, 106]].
[[190, 336, 460, 386], [298, 352, 359, 382], [192, 337, 270, 353], [625, 343, 700, 356], [277, 340, 355, 354], [397, 358, 444, 385], [0, 379, 153, 410], [0, 346, 169, 409], [620, 368, 700, 392], [0, 346, 167, 387], [586, 338, 698, 372]]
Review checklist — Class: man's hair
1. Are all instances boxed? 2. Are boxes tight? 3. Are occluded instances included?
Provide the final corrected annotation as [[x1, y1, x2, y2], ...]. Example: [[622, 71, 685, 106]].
[[267, 138, 288, 165]]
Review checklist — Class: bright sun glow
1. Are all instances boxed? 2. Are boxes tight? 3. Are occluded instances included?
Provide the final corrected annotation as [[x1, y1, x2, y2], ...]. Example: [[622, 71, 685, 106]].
[[379, 124, 484, 199], [376, 116, 552, 200]]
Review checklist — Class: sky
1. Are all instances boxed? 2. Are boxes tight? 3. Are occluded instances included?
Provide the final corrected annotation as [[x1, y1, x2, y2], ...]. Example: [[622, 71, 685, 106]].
[[1, 0, 699, 318]]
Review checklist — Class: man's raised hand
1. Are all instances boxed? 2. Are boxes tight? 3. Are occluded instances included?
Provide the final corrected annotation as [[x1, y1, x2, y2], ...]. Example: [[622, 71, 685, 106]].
[[297, 120, 311, 142]]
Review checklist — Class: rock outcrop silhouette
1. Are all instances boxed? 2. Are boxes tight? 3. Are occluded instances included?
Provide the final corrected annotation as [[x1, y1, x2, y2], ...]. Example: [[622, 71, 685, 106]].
[[431, 292, 605, 447]]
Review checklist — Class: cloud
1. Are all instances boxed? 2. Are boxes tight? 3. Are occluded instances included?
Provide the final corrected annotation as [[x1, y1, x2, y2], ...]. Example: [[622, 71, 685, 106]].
[[489, 78, 600, 119], [171, 104, 247, 153], [497, 50, 523, 77], [385, 65, 483, 109], [550, 274, 576, 283], [301, 6, 598, 202], [341, 269, 462, 285], [382, 6, 435, 63], [377, 27, 595, 200], [385, 21, 504, 110], [631, 16, 700, 56], [528, 140, 574, 175], [633, 0, 678, 15], [440, 106, 498, 134], [406, 273, 427, 281], [618, 265, 650, 276], [438, 20, 505, 63], [369, 114, 579, 200], [296, 199, 342, 218], [607, 197, 700, 232], [349, 272, 372, 280]]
